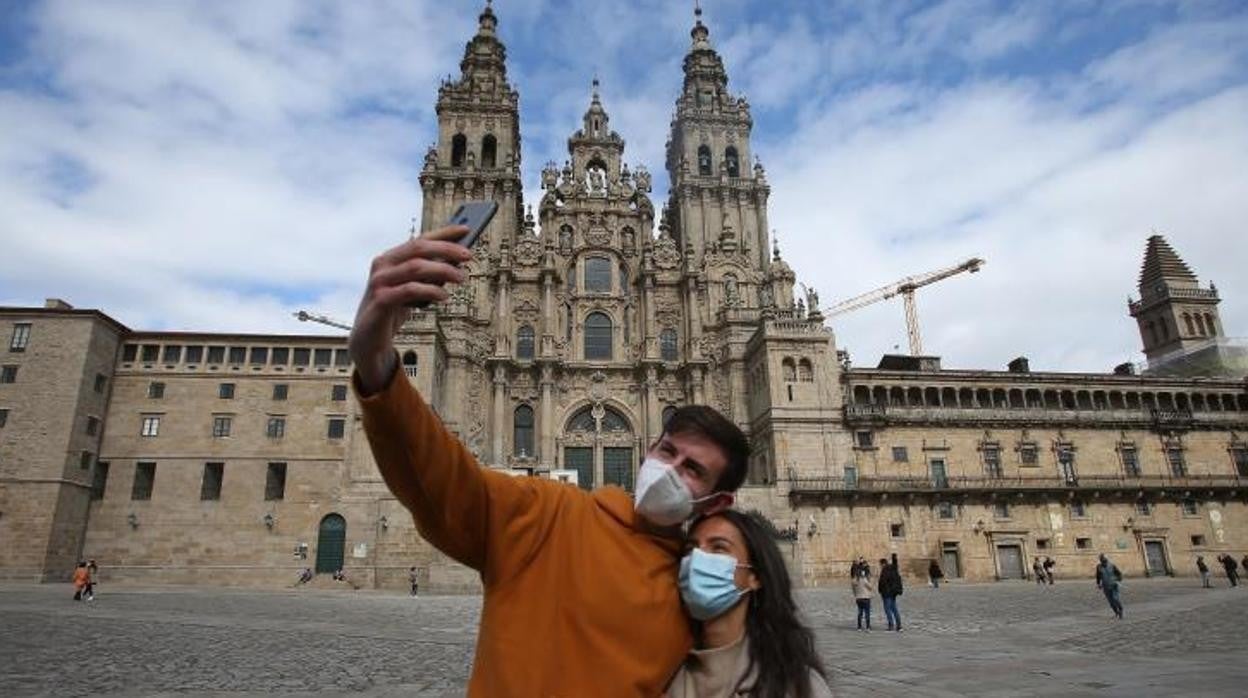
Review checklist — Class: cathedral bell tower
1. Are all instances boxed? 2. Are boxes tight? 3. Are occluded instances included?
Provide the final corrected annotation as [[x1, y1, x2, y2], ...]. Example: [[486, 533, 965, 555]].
[[664, 5, 771, 271], [418, 0, 522, 257]]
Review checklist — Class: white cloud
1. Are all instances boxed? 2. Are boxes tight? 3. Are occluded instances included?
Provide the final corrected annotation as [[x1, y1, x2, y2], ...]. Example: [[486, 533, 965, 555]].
[[1, 0, 1244, 374]]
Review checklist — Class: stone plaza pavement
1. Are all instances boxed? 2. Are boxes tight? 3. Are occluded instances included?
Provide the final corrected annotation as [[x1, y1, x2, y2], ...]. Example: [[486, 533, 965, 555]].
[[2, 576, 1247, 697]]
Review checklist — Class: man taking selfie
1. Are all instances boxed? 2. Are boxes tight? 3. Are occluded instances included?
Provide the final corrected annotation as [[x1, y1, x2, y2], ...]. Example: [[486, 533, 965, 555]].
[[349, 223, 751, 696]]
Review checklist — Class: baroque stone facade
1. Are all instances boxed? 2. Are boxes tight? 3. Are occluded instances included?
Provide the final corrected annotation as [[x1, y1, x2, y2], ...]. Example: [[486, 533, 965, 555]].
[[1, 5, 1245, 589]]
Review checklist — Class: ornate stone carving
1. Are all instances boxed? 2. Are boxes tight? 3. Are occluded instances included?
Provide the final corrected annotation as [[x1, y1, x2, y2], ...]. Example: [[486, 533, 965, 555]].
[[653, 235, 681, 270]]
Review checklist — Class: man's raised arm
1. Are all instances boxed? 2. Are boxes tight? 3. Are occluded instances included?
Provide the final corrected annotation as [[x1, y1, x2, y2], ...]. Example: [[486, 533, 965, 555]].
[[347, 226, 558, 578]]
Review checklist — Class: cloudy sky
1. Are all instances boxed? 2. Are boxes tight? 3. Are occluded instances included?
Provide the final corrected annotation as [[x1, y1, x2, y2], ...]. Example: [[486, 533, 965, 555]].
[[2, 0, 1246, 373]]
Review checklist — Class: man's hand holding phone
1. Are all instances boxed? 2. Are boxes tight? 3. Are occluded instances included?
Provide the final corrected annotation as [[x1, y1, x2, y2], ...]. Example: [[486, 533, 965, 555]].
[[349, 225, 473, 395]]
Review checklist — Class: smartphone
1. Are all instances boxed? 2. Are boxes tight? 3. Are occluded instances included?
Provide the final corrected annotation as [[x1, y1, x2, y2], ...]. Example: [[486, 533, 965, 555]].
[[410, 200, 497, 309], [444, 200, 498, 250]]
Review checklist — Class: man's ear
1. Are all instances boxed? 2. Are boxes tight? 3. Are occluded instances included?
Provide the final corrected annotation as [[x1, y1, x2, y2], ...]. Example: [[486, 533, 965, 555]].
[[704, 492, 734, 515]]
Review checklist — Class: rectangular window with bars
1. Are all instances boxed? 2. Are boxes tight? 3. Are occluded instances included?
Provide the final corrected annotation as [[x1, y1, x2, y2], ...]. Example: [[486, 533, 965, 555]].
[[9, 322, 31, 351], [218, 383, 235, 399], [132, 461, 156, 500], [1120, 445, 1140, 477], [0, 365, 16, 384], [86, 415, 99, 436], [982, 445, 1002, 478], [141, 345, 159, 363], [273, 384, 288, 400], [1166, 446, 1186, 477], [993, 502, 1010, 519], [271, 347, 289, 365], [892, 446, 908, 462], [314, 349, 332, 367], [564, 447, 593, 491], [327, 417, 345, 439], [0, 408, 8, 428], [292, 348, 311, 366], [141, 415, 160, 437], [212, 416, 232, 438], [91, 461, 109, 500], [603, 447, 634, 492], [265, 462, 287, 501], [266, 416, 285, 439], [228, 347, 246, 364], [207, 346, 225, 364], [122, 344, 138, 362], [937, 501, 955, 520], [584, 257, 612, 292], [148, 381, 165, 399], [200, 462, 224, 501], [1234, 447, 1248, 477], [1071, 500, 1087, 518], [1181, 498, 1199, 516], [1019, 444, 1038, 466], [185, 345, 204, 364], [331, 385, 348, 401], [249, 347, 268, 365]]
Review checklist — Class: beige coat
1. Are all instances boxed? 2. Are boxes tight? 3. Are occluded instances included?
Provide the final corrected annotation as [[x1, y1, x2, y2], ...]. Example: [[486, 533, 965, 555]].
[[666, 635, 833, 698]]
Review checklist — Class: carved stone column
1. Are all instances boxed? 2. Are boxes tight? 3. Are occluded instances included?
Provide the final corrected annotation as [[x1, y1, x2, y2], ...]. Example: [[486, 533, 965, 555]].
[[492, 364, 507, 466], [540, 364, 555, 468], [644, 365, 659, 445]]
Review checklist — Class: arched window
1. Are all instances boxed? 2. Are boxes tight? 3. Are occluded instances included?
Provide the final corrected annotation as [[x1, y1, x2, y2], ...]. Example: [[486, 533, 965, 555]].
[[402, 350, 418, 377], [697, 145, 712, 176], [585, 312, 613, 360], [513, 405, 534, 457], [584, 257, 612, 292], [798, 358, 814, 382], [516, 325, 535, 360], [451, 134, 467, 167], [660, 329, 678, 361], [782, 358, 796, 382], [1183, 313, 1194, 335], [481, 134, 497, 168], [725, 146, 740, 178]]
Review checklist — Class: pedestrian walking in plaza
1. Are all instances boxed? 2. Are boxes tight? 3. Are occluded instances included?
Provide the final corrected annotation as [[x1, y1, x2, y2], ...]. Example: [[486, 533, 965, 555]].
[[928, 560, 944, 589], [1197, 556, 1212, 588], [1043, 557, 1055, 585], [666, 510, 832, 697], [1033, 557, 1046, 585], [1095, 554, 1124, 619], [852, 567, 873, 630], [84, 559, 98, 601], [878, 554, 904, 631], [1241, 555, 1248, 581], [1219, 554, 1239, 587], [409, 566, 420, 596], [71, 561, 89, 601]]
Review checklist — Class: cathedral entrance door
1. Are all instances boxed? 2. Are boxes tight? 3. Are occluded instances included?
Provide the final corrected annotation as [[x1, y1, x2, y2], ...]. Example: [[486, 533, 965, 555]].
[[315, 514, 347, 574], [563, 405, 636, 492]]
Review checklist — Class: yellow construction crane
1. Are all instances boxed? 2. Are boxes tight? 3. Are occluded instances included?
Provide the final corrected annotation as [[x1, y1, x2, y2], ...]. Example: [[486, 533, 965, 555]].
[[825, 257, 985, 356]]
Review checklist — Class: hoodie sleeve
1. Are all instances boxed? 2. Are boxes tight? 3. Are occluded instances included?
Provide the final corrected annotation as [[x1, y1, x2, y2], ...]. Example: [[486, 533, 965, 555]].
[[354, 364, 565, 584]]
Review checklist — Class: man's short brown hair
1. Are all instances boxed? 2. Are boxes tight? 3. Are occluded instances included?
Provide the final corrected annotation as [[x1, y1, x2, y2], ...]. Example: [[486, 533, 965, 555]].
[[661, 405, 749, 492]]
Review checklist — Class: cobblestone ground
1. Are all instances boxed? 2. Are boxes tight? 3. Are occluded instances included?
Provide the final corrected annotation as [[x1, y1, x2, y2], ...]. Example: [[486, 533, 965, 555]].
[[2, 577, 1247, 696]]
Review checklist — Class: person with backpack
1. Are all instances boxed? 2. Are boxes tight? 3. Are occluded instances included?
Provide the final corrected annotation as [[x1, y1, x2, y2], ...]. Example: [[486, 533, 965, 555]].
[[1219, 554, 1239, 587], [1095, 554, 1124, 619]]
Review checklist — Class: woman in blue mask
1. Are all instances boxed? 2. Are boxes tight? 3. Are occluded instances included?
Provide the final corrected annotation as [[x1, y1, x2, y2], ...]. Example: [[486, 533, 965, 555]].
[[667, 509, 831, 698]]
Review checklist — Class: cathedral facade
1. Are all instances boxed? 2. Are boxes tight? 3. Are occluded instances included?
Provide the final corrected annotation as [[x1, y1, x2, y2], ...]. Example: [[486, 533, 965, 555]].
[[1, 5, 1246, 590]]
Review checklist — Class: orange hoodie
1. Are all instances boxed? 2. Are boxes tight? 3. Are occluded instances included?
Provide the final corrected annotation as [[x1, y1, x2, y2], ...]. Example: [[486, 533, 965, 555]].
[[356, 367, 692, 697]]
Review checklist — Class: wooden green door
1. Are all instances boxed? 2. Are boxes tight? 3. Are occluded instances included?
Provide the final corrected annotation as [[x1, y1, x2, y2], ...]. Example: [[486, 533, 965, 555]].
[[315, 514, 346, 573]]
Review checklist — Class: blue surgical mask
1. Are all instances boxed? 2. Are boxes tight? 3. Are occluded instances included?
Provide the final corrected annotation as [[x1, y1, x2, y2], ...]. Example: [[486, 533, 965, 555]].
[[679, 548, 751, 621]]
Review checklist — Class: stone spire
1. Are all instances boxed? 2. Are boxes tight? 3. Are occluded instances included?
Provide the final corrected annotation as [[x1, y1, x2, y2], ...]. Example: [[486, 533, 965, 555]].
[[1138, 234, 1198, 297]]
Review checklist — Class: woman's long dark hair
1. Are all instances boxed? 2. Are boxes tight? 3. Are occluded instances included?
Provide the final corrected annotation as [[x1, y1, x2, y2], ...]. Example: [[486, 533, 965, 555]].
[[694, 509, 827, 698]]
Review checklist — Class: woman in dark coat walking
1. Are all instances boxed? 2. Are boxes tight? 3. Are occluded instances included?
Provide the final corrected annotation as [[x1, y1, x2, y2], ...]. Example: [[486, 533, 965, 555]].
[[878, 553, 904, 631]]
